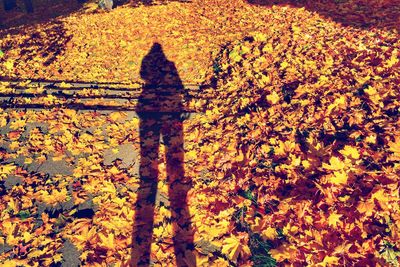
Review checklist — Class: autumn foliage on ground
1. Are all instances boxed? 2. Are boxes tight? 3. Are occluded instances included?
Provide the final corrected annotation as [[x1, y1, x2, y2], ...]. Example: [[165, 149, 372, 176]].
[[0, 0, 400, 266]]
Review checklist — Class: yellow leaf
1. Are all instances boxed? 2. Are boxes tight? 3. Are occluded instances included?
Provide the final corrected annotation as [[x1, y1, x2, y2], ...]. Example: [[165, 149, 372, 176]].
[[109, 166, 120, 175], [386, 48, 399, 67], [28, 249, 45, 259], [0, 117, 7, 127], [241, 45, 251, 54], [9, 141, 19, 151], [53, 254, 63, 263], [153, 226, 164, 238], [364, 86, 377, 96], [23, 232, 32, 243], [186, 150, 197, 161], [229, 50, 242, 63], [262, 227, 277, 240], [221, 236, 241, 262], [52, 155, 65, 161], [322, 156, 345, 170], [318, 255, 340, 266], [292, 25, 301, 33], [328, 212, 342, 228], [9, 118, 26, 130], [302, 160, 311, 169], [39, 188, 69, 205], [98, 232, 115, 250], [109, 111, 127, 122], [389, 138, 400, 159], [262, 43, 274, 53], [365, 134, 376, 144], [235, 150, 244, 162], [329, 171, 348, 185], [4, 60, 14, 70], [0, 164, 16, 180], [283, 223, 299, 236], [270, 243, 297, 262], [371, 189, 390, 209], [254, 32, 267, 42], [280, 61, 289, 70], [319, 75, 329, 83], [59, 82, 72, 88], [340, 145, 360, 159], [259, 74, 271, 86], [357, 201, 374, 216], [266, 91, 280, 105]]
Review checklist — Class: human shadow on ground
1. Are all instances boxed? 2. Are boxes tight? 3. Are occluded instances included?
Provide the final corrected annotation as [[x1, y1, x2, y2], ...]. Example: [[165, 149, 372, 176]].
[[247, 0, 400, 31], [130, 43, 195, 266]]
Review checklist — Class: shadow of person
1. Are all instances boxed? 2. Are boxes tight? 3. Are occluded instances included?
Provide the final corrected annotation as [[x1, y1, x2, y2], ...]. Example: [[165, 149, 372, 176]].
[[131, 43, 195, 266]]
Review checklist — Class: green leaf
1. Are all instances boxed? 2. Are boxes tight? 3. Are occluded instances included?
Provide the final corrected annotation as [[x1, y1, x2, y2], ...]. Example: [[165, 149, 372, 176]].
[[17, 210, 31, 220], [250, 233, 276, 267], [0, 50, 4, 58], [381, 242, 400, 267], [239, 189, 255, 201]]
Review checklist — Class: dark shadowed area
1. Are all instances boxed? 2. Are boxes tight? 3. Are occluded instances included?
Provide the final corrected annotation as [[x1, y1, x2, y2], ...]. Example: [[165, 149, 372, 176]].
[[0, 0, 84, 29], [0, 0, 191, 29]]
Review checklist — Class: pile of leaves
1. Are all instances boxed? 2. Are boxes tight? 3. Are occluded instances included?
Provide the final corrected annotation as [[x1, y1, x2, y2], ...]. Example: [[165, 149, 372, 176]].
[[0, 0, 400, 266], [188, 6, 400, 265]]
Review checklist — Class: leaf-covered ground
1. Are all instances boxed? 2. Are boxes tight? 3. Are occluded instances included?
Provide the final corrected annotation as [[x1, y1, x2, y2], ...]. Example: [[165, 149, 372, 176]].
[[0, 0, 400, 266]]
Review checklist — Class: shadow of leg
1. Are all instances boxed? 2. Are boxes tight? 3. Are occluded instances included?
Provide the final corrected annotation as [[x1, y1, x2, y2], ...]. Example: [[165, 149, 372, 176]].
[[163, 115, 195, 267], [131, 114, 161, 266]]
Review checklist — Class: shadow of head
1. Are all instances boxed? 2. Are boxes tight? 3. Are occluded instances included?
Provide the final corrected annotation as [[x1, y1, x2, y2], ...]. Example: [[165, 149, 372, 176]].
[[137, 42, 185, 113], [247, 0, 400, 31]]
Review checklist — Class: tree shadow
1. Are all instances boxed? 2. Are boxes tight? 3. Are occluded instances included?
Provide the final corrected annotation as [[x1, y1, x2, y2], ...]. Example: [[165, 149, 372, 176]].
[[0, 21, 72, 67], [0, 0, 193, 29], [130, 43, 195, 266], [115, 0, 191, 8], [247, 0, 400, 31], [0, 0, 86, 29]]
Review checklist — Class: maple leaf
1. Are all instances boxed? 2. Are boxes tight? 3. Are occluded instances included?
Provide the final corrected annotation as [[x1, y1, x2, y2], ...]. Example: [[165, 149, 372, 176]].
[[98, 232, 115, 250], [327, 212, 342, 228], [262, 227, 277, 240], [27, 249, 46, 259], [380, 242, 400, 267], [109, 111, 127, 122], [389, 138, 400, 160], [4, 60, 14, 70], [329, 171, 348, 185], [221, 235, 250, 262], [385, 48, 399, 68], [0, 163, 16, 175], [266, 91, 280, 105], [317, 255, 340, 266], [322, 156, 346, 171], [38, 188, 69, 205], [269, 243, 297, 262], [340, 145, 360, 159], [371, 189, 390, 210]]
